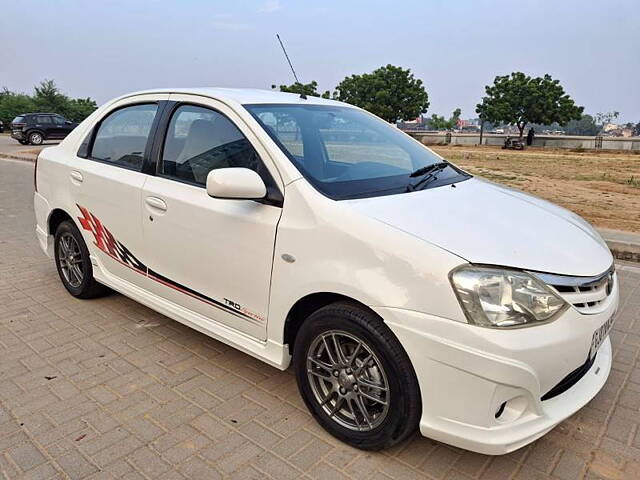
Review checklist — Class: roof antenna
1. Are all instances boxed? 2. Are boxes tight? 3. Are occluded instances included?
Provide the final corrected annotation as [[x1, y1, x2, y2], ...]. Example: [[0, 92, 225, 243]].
[[276, 33, 307, 99]]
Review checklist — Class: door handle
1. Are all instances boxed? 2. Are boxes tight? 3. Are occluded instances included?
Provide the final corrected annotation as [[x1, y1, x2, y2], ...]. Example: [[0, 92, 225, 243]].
[[145, 196, 167, 212], [70, 171, 83, 183]]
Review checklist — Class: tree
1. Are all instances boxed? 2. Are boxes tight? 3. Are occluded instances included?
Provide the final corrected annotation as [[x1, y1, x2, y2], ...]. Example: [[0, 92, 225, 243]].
[[563, 114, 600, 136], [476, 72, 583, 140], [427, 108, 461, 131], [65, 97, 98, 122], [335, 64, 429, 123], [595, 111, 619, 125], [273, 81, 331, 99], [33, 79, 69, 113], [0, 80, 98, 125], [0, 89, 35, 124]]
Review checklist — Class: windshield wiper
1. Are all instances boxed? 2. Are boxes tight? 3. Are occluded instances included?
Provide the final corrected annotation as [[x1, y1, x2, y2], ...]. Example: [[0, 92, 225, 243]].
[[407, 161, 449, 191]]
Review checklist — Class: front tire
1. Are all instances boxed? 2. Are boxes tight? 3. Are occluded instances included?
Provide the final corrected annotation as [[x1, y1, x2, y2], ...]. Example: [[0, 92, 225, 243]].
[[28, 131, 44, 145], [54, 220, 109, 299], [293, 302, 421, 450]]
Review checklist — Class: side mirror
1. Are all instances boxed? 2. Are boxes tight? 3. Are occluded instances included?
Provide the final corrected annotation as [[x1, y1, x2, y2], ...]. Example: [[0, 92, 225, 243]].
[[206, 168, 267, 200], [65, 120, 72, 125]]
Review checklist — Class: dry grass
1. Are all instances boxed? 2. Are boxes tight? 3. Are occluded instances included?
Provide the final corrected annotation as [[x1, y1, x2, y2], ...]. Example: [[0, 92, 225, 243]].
[[431, 145, 640, 232]]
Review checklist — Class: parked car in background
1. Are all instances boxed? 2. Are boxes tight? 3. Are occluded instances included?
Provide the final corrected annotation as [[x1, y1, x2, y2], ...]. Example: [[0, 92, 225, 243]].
[[10, 113, 77, 145], [33, 88, 618, 454]]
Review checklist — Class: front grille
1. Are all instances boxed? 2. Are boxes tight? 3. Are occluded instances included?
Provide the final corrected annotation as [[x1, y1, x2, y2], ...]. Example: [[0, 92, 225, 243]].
[[530, 266, 615, 314]]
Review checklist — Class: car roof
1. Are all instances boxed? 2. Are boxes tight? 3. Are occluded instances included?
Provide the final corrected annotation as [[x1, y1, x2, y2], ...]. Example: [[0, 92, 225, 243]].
[[119, 87, 351, 107]]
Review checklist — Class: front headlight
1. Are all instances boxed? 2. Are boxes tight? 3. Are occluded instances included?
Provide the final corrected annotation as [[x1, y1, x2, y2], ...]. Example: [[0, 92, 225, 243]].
[[450, 265, 568, 328]]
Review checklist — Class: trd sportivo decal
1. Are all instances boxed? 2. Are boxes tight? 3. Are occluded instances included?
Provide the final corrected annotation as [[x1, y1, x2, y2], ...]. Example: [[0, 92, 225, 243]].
[[76, 205, 264, 323]]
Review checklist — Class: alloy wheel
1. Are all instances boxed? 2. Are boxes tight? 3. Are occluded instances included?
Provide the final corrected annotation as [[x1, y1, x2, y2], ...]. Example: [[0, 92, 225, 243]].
[[30, 133, 43, 145], [306, 330, 390, 431], [57, 232, 84, 288]]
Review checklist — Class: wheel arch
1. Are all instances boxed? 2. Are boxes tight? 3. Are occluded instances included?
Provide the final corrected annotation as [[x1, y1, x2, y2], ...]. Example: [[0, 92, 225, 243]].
[[26, 128, 46, 138], [283, 292, 382, 354], [48, 208, 74, 236]]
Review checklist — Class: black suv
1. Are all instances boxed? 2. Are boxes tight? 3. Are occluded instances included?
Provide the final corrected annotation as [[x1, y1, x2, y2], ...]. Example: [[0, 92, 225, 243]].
[[10, 113, 78, 145]]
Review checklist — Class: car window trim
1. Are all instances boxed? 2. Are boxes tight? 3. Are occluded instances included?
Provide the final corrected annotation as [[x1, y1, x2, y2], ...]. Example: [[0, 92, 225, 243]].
[[150, 101, 284, 207], [78, 101, 164, 173]]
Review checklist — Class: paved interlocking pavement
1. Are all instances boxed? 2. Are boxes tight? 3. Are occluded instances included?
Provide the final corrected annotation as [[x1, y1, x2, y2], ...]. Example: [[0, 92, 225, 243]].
[[1, 157, 639, 480]]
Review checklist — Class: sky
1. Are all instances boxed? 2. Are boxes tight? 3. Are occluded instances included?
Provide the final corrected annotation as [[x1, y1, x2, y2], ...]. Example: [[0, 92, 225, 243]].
[[1, 0, 638, 122]]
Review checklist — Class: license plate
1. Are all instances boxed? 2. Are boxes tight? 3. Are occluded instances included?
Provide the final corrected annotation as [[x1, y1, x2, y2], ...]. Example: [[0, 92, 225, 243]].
[[589, 314, 615, 359]]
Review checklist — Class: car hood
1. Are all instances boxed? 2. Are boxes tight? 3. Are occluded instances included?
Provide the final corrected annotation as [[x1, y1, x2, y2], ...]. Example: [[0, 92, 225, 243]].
[[344, 177, 612, 277]]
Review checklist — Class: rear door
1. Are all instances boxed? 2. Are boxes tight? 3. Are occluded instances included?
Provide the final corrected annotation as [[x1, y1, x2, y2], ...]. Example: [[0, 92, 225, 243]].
[[71, 95, 168, 287], [35, 115, 54, 138], [139, 96, 284, 339]]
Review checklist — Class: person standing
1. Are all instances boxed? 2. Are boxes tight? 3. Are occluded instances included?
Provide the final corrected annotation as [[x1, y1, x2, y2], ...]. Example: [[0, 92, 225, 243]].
[[526, 127, 535, 146]]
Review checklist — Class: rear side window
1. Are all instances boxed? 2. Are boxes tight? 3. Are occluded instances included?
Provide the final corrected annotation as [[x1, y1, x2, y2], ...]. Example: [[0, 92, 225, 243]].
[[160, 104, 259, 185], [12, 116, 25, 124], [91, 104, 158, 170]]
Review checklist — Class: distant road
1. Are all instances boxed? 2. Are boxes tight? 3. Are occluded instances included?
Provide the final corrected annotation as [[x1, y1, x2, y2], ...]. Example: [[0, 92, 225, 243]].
[[0, 134, 58, 155]]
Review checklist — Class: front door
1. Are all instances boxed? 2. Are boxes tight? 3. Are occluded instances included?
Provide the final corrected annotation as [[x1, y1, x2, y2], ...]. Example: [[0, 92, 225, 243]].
[[51, 115, 70, 139], [140, 99, 283, 340]]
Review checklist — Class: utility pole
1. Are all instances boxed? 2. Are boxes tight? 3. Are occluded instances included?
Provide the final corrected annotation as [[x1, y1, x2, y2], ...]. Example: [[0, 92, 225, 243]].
[[479, 115, 484, 146]]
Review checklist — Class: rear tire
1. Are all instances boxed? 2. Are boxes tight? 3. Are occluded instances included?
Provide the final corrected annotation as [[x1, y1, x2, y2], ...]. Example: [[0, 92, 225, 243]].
[[28, 131, 44, 145], [293, 302, 421, 450], [54, 220, 109, 299]]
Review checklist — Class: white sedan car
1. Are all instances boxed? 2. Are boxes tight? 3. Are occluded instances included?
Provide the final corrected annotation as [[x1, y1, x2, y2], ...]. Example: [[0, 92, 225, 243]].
[[33, 88, 618, 454]]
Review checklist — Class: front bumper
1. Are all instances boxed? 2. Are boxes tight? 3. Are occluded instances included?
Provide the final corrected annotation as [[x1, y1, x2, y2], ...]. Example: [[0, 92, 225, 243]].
[[376, 275, 618, 455]]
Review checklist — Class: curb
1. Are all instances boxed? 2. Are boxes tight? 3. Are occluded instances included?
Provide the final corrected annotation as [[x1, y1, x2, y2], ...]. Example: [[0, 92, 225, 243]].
[[0, 153, 37, 162], [2, 153, 638, 263], [605, 241, 640, 264]]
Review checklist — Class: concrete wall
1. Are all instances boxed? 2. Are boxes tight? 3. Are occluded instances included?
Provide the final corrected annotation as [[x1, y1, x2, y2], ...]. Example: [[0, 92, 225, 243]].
[[405, 132, 640, 151]]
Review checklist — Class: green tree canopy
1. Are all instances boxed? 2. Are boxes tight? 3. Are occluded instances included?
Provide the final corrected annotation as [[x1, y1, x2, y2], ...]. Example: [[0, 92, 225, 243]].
[[0, 80, 97, 124], [564, 114, 600, 136], [33, 79, 70, 113], [335, 64, 429, 123], [0, 88, 35, 124], [274, 81, 331, 99], [476, 72, 583, 139], [427, 108, 461, 131], [595, 111, 619, 125]]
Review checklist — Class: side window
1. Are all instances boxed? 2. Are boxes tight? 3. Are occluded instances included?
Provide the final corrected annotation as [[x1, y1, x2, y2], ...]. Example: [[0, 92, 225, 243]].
[[52, 116, 67, 125], [91, 104, 158, 170], [161, 105, 259, 185], [37, 116, 53, 124]]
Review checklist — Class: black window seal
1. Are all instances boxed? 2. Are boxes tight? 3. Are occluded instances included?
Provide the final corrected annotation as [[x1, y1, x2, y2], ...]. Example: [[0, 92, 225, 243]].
[[151, 101, 284, 208], [76, 102, 161, 174]]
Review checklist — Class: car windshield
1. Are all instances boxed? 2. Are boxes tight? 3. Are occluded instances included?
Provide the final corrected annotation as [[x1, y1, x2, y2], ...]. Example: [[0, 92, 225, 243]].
[[245, 104, 469, 200]]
